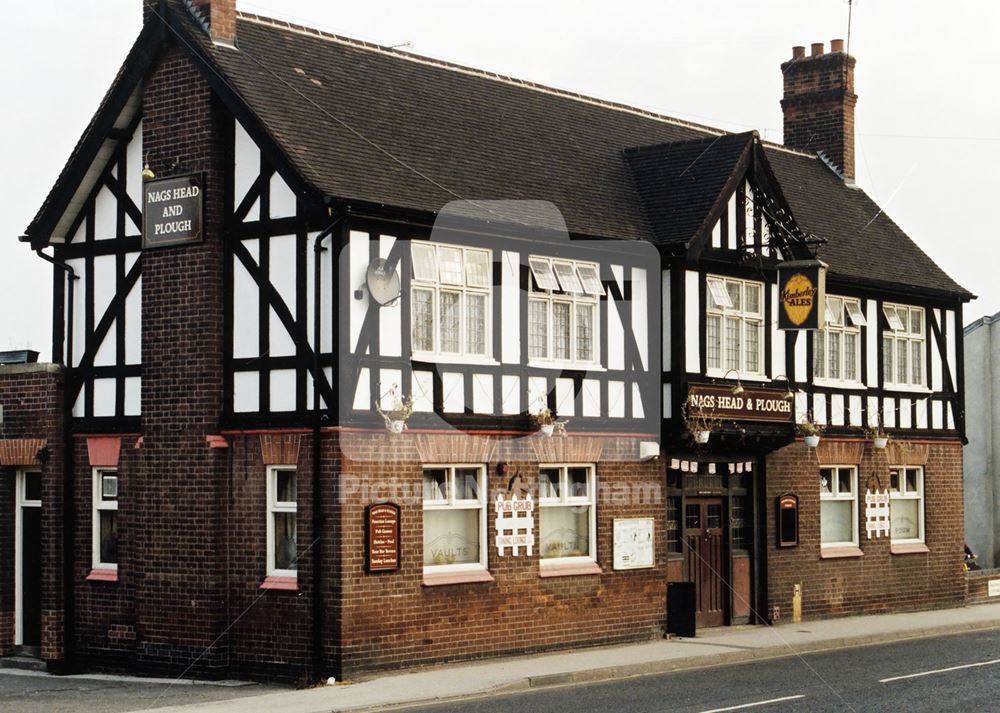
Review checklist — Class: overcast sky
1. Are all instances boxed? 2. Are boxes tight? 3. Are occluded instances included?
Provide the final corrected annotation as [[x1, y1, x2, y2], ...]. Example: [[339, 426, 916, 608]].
[[2, 0, 998, 360]]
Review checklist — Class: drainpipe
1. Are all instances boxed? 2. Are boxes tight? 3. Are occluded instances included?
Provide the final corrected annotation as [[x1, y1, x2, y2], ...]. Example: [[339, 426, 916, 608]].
[[310, 211, 344, 682], [28, 242, 78, 671]]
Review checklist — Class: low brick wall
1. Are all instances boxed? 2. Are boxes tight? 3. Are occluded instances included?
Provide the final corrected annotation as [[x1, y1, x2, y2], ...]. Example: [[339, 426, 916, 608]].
[[967, 568, 1000, 605]]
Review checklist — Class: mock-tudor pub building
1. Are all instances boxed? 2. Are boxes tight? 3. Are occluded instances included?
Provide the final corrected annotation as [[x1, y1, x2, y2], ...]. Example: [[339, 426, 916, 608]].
[[1, 0, 972, 681]]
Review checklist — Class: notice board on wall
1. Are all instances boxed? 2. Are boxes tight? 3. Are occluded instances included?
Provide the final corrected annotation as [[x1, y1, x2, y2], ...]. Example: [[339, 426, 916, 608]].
[[613, 518, 654, 570]]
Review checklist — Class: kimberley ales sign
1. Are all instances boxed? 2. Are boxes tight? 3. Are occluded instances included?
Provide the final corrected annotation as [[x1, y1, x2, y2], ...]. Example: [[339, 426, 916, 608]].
[[688, 384, 793, 423], [143, 174, 203, 249], [777, 260, 827, 330]]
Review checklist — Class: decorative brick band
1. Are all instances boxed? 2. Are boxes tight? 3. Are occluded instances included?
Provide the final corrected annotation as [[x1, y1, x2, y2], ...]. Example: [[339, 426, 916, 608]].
[[814, 441, 863, 465], [414, 434, 497, 464], [0, 438, 47, 466], [886, 441, 930, 466], [529, 435, 605, 463], [87, 437, 122, 467], [260, 433, 301, 464]]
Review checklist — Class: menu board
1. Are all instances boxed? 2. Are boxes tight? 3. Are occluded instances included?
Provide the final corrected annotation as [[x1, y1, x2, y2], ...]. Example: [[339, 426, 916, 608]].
[[613, 518, 654, 570], [366, 503, 400, 572]]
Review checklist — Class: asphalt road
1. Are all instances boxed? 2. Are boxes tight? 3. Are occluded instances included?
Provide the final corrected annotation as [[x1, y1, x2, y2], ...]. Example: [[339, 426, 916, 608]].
[[0, 670, 285, 713], [404, 628, 1000, 713]]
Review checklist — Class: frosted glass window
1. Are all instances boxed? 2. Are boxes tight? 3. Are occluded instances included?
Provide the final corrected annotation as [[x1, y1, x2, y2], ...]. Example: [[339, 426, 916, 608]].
[[423, 465, 486, 569], [539, 465, 596, 561]]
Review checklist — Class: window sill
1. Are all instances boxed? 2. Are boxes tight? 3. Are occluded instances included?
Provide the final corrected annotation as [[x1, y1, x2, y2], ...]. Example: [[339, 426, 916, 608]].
[[883, 385, 932, 395], [539, 560, 603, 578], [86, 568, 118, 582], [412, 353, 499, 367], [527, 360, 605, 372], [812, 378, 867, 390], [891, 543, 930, 555], [260, 575, 299, 591], [422, 569, 495, 587], [820, 547, 864, 559], [705, 370, 767, 382]]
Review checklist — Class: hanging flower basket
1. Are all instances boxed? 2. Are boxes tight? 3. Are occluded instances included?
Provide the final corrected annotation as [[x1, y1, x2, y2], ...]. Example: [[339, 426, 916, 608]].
[[694, 430, 711, 444], [532, 407, 567, 437], [873, 436, 888, 450], [376, 384, 414, 435], [539, 423, 555, 437], [804, 435, 821, 448]]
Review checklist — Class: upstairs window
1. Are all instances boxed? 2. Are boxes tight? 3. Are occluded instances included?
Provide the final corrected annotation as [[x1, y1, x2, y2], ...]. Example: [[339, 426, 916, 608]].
[[527, 257, 603, 366], [705, 275, 764, 377], [882, 303, 925, 388], [411, 242, 492, 359], [814, 295, 864, 384]]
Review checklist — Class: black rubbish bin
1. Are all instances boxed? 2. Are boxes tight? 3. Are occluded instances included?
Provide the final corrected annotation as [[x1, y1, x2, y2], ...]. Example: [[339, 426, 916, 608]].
[[667, 581, 696, 638]]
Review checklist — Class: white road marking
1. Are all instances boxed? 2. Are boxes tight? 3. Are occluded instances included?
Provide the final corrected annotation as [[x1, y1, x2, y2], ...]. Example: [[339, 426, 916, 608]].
[[879, 658, 1000, 683], [699, 694, 806, 713]]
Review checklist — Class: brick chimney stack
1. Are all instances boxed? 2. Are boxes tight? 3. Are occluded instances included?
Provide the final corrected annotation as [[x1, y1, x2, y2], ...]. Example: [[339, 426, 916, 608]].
[[142, 1, 237, 46], [780, 39, 857, 182]]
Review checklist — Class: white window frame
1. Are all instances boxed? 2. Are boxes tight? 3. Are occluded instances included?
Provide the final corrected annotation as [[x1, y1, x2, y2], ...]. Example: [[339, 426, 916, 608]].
[[819, 465, 858, 548], [705, 275, 765, 378], [882, 303, 927, 390], [527, 256, 602, 368], [14, 469, 41, 647], [538, 464, 598, 566], [410, 242, 493, 362], [92, 468, 119, 571], [889, 466, 925, 544], [267, 465, 298, 577], [422, 464, 488, 574], [813, 295, 864, 386]]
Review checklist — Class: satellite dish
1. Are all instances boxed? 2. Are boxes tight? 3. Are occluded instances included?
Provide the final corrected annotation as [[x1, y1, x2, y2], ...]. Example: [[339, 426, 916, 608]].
[[366, 258, 401, 306]]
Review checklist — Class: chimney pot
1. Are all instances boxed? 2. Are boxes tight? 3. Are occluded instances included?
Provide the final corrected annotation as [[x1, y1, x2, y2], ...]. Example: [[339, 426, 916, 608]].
[[792, 45, 805, 59], [830, 38, 845, 53], [811, 42, 824, 57]]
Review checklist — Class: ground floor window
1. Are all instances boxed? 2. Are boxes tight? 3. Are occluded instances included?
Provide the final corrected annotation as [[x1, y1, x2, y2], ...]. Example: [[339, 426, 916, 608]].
[[267, 466, 297, 575], [820, 466, 858, 547], [539, 464, 596, 561], [889, 466, 924, 543], [423, 465, 487, 570], [92, 469, 118, 570]]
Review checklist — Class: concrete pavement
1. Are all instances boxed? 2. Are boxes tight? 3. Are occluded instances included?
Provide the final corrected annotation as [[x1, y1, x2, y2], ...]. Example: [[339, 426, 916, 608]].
[[136, 602, 1000, 713]]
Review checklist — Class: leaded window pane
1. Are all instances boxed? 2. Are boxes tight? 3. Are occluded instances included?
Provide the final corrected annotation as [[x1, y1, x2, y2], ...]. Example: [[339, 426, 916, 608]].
[[745, 320, 760, 373], [466, 293, 486, 355], [829, 331, 841, 380], [745, 283, 761, 315], [465, 250, 490, 288], [844, 333, 858, 381], [412, 288, 434, 351], [438, 246, 464, 285], [725, 316, 741, 370], [814, 332, 826, 378], [576, 303, 594, 362], [553, 262, 583, 294], [910, 308, 922, 335], [911, 341, 923, 385], [883, 336, 894, 382], [553, 302, 571, 360], [706, 315, 722, 370], [726, 281, 742, 311], [528, 299, 548, 359], [411, 243, 437, 281], [897, 339, 908, 384], [439, 292, 461, 353]]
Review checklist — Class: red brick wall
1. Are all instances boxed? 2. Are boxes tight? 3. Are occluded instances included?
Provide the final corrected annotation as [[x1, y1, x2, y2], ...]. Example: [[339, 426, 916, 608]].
[[966, 569, 1000, 606], [765, 439, 965, 620], [0, 365, 65, 660]]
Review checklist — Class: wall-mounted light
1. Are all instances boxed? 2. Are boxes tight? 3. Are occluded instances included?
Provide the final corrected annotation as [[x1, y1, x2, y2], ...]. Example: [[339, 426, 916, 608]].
[[141, 158, 155, 181], [773, 374, 795, 401], [723, 369, 744, 396]]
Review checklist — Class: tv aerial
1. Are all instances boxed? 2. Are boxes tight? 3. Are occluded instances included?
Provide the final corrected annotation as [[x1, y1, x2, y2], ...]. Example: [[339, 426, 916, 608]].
[[366, 258, 401, 306]]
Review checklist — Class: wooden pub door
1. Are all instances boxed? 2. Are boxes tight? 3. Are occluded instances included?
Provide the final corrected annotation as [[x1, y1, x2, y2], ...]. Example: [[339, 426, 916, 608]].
[[684, 498, 726, 627]]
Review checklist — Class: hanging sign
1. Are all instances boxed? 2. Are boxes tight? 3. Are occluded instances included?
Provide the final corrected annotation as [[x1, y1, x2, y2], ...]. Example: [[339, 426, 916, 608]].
[[365, 502, 400, 572], [495, 494, 534, 556], [143, 174, 204, 248], [865, 489, 891, 539], [687, 384, 793, 423], [613, 518, 655, 570], [777, 260, 827, 330]]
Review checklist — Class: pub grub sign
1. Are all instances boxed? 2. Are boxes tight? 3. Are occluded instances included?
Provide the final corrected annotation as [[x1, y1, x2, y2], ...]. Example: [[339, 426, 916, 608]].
[[365, 502, 401, 572], [687, 383, 793, 423], [143, 174, 204, 249]]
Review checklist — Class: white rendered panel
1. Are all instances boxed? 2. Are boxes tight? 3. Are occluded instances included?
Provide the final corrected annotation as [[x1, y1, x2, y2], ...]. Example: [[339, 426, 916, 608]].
[[126, 121, 143, 212], [234, 371, 259, 413], [94, 186, 117, 240], [830, 394, 845, 426], [899, 398, 912, 429], [608, 265, 625, 370], [234, 119, 260, 221], [883, 398, 896, 428], [124, 271, 141, 365], [93, 378, 115, 417], [916, 400, 928, 429], [502, 251, 520, 364], [812, 393, 827, 425], [70, 219, 86, 245], [232, 239, 259, 358], [945, 310, 957, 388], [124, 377, 140, 416], [867, 396, 880, 427], [307, 367, 332, 411], [556, 378, 574, 417], [473, 374, 493, 414], [794, 392, 808, 424], [685, 271, 700, 373], [848, 395, 863, 427], [947, 403, 955, 430], [794, 331, 807, 383], [72, 392, 84, 419], [865, 300, 878, 388], [631, 267, 648, 370], [771, 285, 785, 377], [268, 235, 297, 358], [269, 172, 297, 219], [502, 375, 521, 415], [379, 369, 403, 408], [350, 231, 369, 353], [378, 236, 402, 358], [92, 254, 116, 337], [305, 231, 334, 355], [608, 380, 625, 418], [726, 194, 737, 250], [412, 371, 433, 413], [67, 258, 85, 367], [528, 377, 548, 413], [442, 372, 464, 413], [353, 368, 370, 411], [582, 379, 601, 418], [931, 309, 943, 391], [632, 383, 644, 419], [711, 219, 721, 249], [932, 400, 943, 429], [662, 270, 671, 372], [94, 319, 116, 368], [270, 369, 296, 412]]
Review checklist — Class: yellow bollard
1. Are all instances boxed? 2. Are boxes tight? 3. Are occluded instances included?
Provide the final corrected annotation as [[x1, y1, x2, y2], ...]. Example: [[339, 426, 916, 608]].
[[792, 583, 802, 624]]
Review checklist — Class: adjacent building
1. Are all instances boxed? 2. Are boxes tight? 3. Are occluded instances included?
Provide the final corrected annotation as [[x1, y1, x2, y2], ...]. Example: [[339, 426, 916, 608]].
[[1, 0, 972, 681]]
